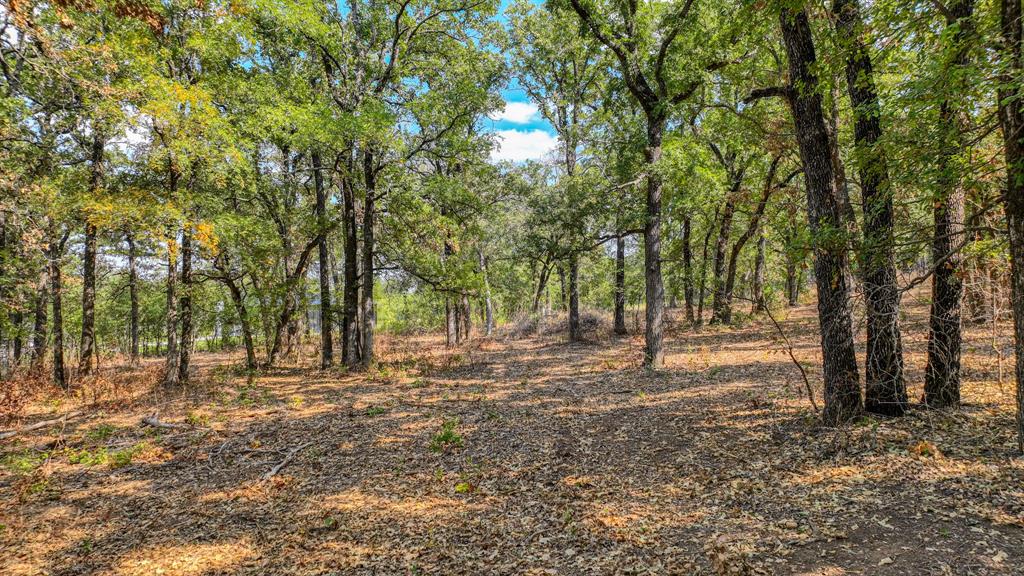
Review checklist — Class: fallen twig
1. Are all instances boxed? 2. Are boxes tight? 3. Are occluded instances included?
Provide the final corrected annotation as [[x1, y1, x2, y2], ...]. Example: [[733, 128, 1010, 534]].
[[0, 411, 83, 441], [262, 441, 314, 480]]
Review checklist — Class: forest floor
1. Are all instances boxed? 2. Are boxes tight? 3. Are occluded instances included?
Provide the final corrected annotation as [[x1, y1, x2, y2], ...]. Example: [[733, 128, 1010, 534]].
[[2, 294, 1023, 575]]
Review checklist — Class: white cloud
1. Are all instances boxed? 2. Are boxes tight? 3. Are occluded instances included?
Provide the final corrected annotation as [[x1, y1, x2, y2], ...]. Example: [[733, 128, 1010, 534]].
[[490, 129, 558, 163], [489, 101, 539, 124]]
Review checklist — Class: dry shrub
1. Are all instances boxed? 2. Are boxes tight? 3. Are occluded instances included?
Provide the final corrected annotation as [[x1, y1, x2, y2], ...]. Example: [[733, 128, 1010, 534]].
[[503, 309, 612, 342], [0, 370, 51, 425]]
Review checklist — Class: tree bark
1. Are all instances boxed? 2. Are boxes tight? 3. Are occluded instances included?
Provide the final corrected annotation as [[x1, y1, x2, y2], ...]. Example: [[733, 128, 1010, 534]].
[[31, 266, 47, 372], [49, 234, 66, 390], [697, 209, 718, 326], [753, 234, 767, 313], [78, 132, 104, 377], [313, 151, 333, 369], [711, 169, 742, 324], [614, 234, 627, 335], [479, 249, 494, 336], [163, 240, 180, 388], [341, 169, 360, 365], [215, 255, 257, 371], [177, 224, 193, 384], [360, 151, 376, 368], [779, 5, 862, 424], [834, 0, 907, 416], [568, 255, 581, 342], [643, 114, 667, 368], [126, 232, 140, 366], [997, 0, 1024, 452], [722, 158, 781, 324], [925, 0, 974, 408]]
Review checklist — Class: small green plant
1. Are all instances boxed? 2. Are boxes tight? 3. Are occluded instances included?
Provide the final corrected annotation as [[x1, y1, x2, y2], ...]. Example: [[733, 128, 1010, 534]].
[[365, 406, 387, 417], [288, 396, 304, 410], [186, 411, 210, 427], [85, 424, 117, 442], [454, 482, 472, 494], [2, 450, 48, 475], [430, 418, 462, 452]]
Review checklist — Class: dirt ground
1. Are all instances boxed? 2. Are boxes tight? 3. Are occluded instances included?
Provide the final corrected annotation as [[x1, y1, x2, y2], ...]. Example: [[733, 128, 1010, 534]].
[[2, 295, 1023, 575]]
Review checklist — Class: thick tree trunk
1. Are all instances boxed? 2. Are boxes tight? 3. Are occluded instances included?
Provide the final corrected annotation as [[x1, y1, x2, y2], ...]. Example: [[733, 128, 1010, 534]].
[[568, 255, 581, 342], [126, 233, 140, 366], [163, 242, 179, 388], [78, 133, 104, 377], [643, 114, 667, 368], [834, 0, 907, 415], [177, 225, 193, 384], [313, 151, 333, 369], [341, 172, 360, 365], [997, 0, 1024, 452], [753, 234, 767, 313], [49, 237, 66, 390], [682, 216, 696, 325], [780, 6, 862, 424], [925, 0, 974, 408], [614, 235, 627, 335], [361, 153, 376, 368]]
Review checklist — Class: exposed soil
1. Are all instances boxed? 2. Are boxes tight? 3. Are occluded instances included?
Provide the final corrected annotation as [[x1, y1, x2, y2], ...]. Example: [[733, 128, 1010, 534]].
[[2, 296, 1022, 575]]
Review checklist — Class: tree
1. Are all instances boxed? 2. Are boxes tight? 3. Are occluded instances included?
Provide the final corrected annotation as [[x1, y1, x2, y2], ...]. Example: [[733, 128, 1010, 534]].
[[770, 3, 863, 424], [925, 0, 976, 408], [832, 0, 907, 415], [567, 0, 733, 366]]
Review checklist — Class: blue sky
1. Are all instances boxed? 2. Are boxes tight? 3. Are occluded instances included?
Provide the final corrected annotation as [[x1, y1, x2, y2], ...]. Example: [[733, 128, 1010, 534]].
[[486, 0, 558, 162]]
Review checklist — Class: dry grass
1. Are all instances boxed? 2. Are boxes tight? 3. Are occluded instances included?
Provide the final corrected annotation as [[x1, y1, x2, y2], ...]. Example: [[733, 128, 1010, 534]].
[[1, 295, 1022, 575]]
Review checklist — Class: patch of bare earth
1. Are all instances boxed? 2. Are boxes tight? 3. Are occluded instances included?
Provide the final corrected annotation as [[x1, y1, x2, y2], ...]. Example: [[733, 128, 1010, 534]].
[[2, 297, 1022, 575]]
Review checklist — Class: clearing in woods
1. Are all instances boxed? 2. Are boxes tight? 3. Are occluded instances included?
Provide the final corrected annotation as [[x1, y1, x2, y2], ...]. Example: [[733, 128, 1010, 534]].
[[1, 296, 1022, 575]]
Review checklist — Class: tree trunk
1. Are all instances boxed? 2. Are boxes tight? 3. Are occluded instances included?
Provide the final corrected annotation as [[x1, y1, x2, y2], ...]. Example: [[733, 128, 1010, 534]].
[[31, 266, 47, 372], [997, 0, 1024, 452], [126, 232, 140, 366], [341, 171, 360, 365], [568, 255, 581, 341], [216, 256, 257, 371], [711, 173, 742, 324], [163, 241, 180, 388], [780, 5, 862, 424], [78, 132, 104, 377], [834, 0, 907, 416], [614, 235, 627, 335], [557, 264, 567, 312], [722, 158, 780, 325], [49, 235, 66, 390], [753, 234, 767, 313], [533, 261, 551, 314], [643, 114, 667, 368], [177, 224, 193, 384], [697, 209, 718, 326], [480, 249, 494, 336], [925, 0, 974, 408], [79, 221, 98, 376], [682, 216, 696, 325], [361, 152, 376, 368], [313, 151, 333, 369], [461, 293, 472, 340]]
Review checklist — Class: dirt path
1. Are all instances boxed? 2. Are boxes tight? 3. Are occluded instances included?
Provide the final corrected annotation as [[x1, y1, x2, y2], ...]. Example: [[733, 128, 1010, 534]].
[[2, 302, 1022, 575]]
